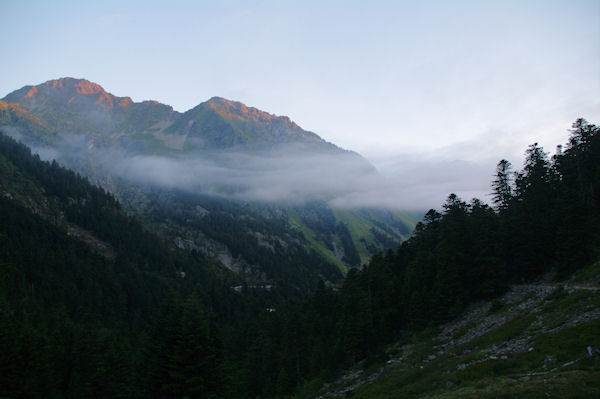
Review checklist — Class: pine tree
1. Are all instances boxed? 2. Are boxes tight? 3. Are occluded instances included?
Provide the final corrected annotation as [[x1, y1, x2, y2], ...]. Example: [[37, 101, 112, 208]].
[[509, 144, 557, 278], [491, 159, 513, 211]]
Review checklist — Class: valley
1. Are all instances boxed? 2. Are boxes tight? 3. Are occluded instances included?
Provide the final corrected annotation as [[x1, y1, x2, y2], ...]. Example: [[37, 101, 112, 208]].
[[0, 78, 598, 398]]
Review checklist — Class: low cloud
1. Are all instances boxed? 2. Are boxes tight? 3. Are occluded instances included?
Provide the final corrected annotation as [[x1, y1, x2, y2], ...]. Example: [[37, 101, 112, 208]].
[[103, 147, 384, 205], [354, 154, 497, 210], [99, 145, 502, 211], [2, 127, 512, 212]]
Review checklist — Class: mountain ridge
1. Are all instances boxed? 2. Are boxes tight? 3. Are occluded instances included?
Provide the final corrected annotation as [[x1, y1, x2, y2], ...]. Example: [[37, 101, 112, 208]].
[[2, 77, 349, 154]]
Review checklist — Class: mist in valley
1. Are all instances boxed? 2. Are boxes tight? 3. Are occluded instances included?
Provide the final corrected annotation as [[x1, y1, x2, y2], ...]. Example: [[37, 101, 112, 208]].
[[2, 126, 504, 212]]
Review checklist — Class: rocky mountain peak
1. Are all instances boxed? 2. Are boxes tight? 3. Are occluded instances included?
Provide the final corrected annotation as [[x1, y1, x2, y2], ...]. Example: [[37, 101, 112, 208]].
[[1, 77, 358, 156], [203, 96, 299, 130], [46, 77, 104, 95], [4, 77, 134, 110]]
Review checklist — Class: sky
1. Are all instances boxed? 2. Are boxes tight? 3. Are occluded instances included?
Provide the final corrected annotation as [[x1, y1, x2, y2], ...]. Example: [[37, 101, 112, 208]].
[[1, 0, 599, 209]]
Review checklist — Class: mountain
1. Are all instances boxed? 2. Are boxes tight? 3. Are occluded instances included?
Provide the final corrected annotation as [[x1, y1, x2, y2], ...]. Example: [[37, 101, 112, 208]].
[[0, 100, 56, 144], [1, 77, 376, 195], [165, 96, 331, 150], [3, 77, 178, 137], [0, 78, 419, 291], [2, 77, 367, 158]]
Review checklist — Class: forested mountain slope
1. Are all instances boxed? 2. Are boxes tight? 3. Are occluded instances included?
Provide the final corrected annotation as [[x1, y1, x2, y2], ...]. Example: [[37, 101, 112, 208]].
[[0, 133, 272, 398], [0, 131, 411, 398]]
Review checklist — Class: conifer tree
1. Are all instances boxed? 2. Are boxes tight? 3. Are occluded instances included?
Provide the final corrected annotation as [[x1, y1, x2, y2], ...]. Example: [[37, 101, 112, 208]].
[[491, 159, 513, 211]]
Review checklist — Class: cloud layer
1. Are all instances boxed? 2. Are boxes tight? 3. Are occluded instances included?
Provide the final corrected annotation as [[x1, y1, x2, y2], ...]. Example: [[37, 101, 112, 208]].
[[103, 147, 388, 205], [83, 143, 501, 210], [4, 128, 534, 211]]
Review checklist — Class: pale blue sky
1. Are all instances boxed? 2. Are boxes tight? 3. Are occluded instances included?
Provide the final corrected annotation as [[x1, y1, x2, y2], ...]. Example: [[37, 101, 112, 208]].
[[2, 0, 599, 206]]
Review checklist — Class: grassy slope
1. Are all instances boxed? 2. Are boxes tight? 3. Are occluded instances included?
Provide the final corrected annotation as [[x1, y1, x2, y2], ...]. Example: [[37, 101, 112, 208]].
[[286, 208, 348, 274], [333, 208, 422, 264], [301, 262, 600, 399], [331, 208, 377, 265], [394, 210, 422, 231], [286, 208, 423, 275]]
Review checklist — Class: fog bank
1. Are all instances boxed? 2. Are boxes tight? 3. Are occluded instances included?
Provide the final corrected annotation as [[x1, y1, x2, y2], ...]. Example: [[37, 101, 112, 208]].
[[2, 128, 508, 211]]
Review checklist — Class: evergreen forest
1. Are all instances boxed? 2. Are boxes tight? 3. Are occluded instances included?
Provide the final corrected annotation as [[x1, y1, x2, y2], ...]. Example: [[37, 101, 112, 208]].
[[0, 119, 599, 398]]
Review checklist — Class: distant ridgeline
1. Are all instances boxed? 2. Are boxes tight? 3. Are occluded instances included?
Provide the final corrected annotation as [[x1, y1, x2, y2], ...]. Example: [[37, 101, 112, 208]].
[[0, 76, 365, 153]]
